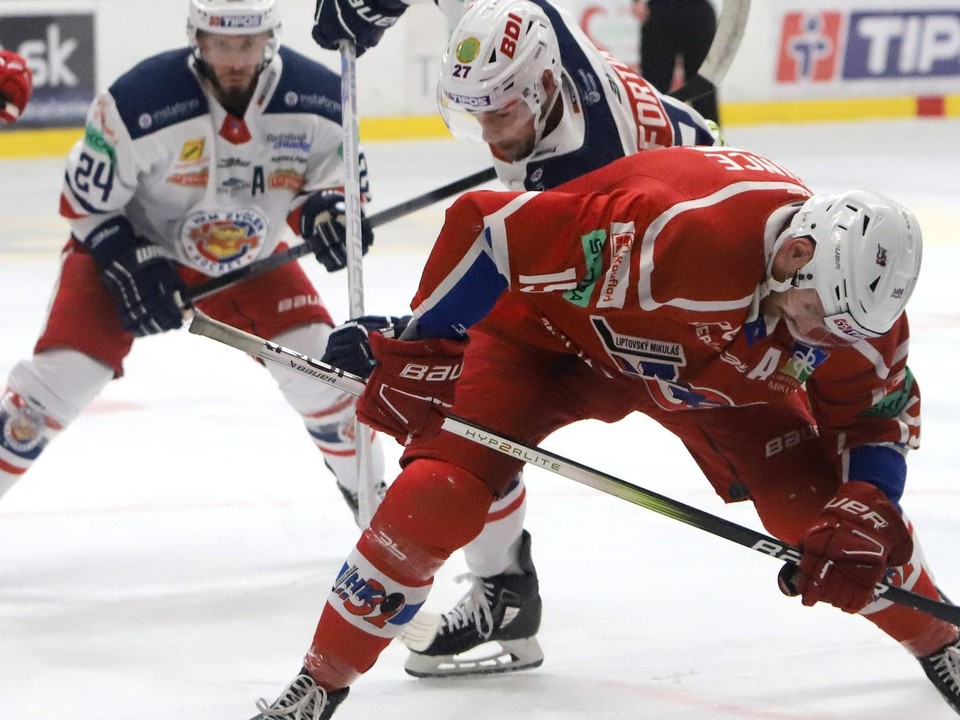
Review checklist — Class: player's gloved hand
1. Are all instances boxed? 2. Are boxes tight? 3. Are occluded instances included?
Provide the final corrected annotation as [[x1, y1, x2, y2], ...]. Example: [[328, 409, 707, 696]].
[[0, 50, 33, 122], [299, 190, 374, 272], [778, 480, 913, 613], [87, 217, 186, 337], [357, 332, 467, 443], [312, 0, 408, 56], [321, 315, 412, 378]]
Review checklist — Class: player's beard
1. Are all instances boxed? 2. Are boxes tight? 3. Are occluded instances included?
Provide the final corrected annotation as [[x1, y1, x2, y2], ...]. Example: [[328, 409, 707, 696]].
[[198, 60, 259, 118], [211, 75, 258, 118]]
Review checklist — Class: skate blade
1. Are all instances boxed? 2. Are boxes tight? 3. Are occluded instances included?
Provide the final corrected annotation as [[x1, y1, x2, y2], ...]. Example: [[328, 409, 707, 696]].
[[403, 637, 544, 678]]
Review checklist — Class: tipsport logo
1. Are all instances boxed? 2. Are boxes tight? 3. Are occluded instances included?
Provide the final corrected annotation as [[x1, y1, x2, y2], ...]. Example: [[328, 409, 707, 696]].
[[777, 8, 960, 83]]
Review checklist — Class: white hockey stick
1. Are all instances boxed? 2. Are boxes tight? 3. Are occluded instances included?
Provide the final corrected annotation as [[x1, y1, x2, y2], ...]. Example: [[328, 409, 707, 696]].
[[340, 39, 377, 528], [187, 309, 960, 627], [671, 0, 751, 106]]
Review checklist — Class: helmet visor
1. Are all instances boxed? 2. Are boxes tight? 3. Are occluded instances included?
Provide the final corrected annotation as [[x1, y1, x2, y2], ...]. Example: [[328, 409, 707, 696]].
[[438, 85, 535, 146]]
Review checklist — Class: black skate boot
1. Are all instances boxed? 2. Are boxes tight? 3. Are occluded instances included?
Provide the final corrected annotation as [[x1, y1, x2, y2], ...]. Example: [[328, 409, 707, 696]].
[[336, 480, 387, 527], [401, 530, 543, 677], [250, 668, 348, 720], [920, 635, 960, 715]]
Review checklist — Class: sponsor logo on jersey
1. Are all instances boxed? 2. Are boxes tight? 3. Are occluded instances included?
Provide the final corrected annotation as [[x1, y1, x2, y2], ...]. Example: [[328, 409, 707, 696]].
[[860, 366, 915, 419], [270, 154, 308, 165], [267, 132, 310, 152], [217, 176, 250, 196], [181, 207, 268, 274], [210, 14, 262, 29], [597, 223, 634, 309], [167, 169, 209, 187], [778, 9, 960, 84], [83, 125, 117, 164], [574, 67, 603, 106], [456, 37, 480, 63], [268, 169, 304, 193], [138, 98, 203, 132], [218, 157, 250, 169], [180, 139, 205, 163], [563, 230, 606, 307], [591, 315, 687, 381], [777, 342, 829, 384]]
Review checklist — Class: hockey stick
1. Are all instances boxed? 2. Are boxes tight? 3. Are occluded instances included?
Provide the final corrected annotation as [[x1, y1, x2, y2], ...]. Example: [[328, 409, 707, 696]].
[[340, 38, 376, 527], [186, 309, 960, 627], [670, 0, 751, 106], [179, 166, 497, 306]]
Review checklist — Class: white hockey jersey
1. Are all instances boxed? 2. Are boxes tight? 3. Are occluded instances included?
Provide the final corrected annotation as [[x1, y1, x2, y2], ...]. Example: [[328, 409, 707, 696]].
[[437, 0, 720, 190], [60, 46, 344, 277]]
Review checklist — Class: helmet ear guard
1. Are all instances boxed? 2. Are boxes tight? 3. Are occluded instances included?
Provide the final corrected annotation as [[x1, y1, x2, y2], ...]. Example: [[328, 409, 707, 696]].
[[437, 0, 561, 143], [787, 189, 923, 340], [187, 0, 282, 67]]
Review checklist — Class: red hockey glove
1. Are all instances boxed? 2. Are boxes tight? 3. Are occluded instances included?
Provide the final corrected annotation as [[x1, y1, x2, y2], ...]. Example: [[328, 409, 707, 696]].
[[780, 481, 913, 613], [0, 50, 33, 122], [356, 332, 467, 443]]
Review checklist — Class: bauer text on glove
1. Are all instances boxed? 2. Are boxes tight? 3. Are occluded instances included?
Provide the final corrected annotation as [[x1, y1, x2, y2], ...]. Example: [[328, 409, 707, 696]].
[[356, 332, 466, 442], [779, 480, 913, 613], [312, 0, 409, 56]]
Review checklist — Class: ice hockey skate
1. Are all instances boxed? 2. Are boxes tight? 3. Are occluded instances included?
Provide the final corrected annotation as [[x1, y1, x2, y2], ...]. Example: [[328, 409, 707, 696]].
[[920, 635, 960, 715], [336, 480, 387, 527], [400, 530, 543, 678], [250, 668, 348, 720]]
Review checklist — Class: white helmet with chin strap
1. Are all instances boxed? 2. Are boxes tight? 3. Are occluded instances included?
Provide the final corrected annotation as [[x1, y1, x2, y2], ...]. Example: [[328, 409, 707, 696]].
[[785, 188, 922, 340], [187, 0, 282, 67], [437, 0, 561, 143]]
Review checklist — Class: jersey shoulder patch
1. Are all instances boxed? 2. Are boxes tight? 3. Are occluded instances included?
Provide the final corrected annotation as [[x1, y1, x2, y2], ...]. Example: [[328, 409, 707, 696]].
[[109, 49, 207, 140], [264, 46, 341, 123]]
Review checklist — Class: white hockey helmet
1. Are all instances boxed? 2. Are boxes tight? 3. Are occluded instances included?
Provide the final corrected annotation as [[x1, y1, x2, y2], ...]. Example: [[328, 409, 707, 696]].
[[187, 0, 282, 64], [438, 0, 561, 143], [788, 188, 922, 340]]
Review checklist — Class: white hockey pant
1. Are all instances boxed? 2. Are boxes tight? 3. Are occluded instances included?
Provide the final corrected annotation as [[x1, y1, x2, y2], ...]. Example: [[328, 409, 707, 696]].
[[462, 472, 528, 577], [1, 349, 114, 499], [267, 323, 384, 495]]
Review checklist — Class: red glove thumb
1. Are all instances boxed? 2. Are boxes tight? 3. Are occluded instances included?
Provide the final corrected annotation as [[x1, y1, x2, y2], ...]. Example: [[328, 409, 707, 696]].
[[0, 50, 33, 122], [357, 332, 467, 443]]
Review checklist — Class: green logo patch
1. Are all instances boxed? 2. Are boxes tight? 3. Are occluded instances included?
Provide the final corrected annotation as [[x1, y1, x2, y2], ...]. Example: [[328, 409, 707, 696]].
[[860, 366, 916, 418]]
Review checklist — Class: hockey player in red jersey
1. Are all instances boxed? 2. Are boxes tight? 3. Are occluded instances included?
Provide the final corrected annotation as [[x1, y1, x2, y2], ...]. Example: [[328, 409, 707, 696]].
[[314, 0, 721, 677], [0, 49, 32, 123], [247, 146, 960, 718]]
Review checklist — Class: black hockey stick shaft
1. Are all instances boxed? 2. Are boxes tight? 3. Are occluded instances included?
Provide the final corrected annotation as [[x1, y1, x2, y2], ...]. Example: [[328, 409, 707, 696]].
[[187, 310, 960, 627], [669, 0, 751, 105], [180, 166, 497, 305]]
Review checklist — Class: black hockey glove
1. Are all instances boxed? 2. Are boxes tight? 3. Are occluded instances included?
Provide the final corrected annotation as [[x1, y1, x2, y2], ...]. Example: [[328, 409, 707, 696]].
[[312, 0, 408, 56], [321, 315, 412, 378], [87, 216, 185, 337], [299, 190, 374, 272]]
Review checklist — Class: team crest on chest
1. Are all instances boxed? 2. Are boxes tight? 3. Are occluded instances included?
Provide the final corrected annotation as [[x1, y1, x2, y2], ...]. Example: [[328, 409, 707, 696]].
[[181, 208, 269, 274]]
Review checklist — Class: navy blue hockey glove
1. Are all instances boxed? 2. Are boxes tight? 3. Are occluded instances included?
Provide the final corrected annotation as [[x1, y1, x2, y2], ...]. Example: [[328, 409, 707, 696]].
[[299, 190, 374, 272], [87, 217, 185, 337], [321, 314, 412, 378], [312, 0, 408, 56]]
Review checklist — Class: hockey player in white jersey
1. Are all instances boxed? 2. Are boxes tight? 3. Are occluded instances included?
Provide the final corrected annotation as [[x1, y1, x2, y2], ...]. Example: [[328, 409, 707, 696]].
[[308, 0, 720, 682], [0, 0, 386, 525]]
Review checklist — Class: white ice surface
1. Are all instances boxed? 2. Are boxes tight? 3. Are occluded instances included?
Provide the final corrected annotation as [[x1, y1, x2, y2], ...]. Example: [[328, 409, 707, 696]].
[[1, 118, 959, 719]]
